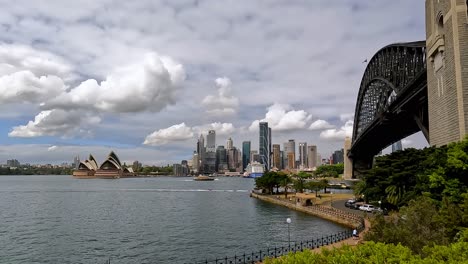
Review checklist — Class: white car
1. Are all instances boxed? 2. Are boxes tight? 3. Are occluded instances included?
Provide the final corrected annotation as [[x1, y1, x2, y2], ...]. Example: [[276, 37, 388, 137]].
[[359, 204, 375, 212]]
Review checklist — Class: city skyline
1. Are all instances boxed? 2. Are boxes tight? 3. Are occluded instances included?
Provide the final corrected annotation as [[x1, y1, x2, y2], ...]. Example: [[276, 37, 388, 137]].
[[0, 1, 429, 165]]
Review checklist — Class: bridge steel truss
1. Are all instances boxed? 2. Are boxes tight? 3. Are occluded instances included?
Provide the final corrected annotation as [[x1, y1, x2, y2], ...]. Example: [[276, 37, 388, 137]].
[[349, 41, 428, 176]]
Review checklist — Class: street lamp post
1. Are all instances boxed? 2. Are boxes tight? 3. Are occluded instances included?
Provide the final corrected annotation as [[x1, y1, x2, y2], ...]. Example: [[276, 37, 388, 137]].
[[330, 192, 333, 206], [378, 200, 381, 209], [286, 217, 291, 248]]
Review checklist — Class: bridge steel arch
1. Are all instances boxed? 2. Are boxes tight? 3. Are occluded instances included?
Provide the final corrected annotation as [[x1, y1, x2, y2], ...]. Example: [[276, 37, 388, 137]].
[[349, 41, 428, 177]]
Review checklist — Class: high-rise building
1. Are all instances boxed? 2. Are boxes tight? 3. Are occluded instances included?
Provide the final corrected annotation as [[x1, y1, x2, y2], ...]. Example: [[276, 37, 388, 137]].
[[216, 146, 227, 172], [272, 144, 281, 169], [206, 130, 216, 152], [332, 149, 344, 164], [283, 139, 295, 169], [250, 150, 259, 163], [197, 134, 205, 173], [242, 141, 251, 171], [227, 147, 239, 171], [226, 137, 233, 150], [287, 152, 295, 169], [317, 154, 322, 166], [299, 142, 307, 169], [307, 145, 317, 169], [280, 151, 285, 169], [259, 122, 271, 170], [392, 140, 402, 152], [192, 152, 199, 173]]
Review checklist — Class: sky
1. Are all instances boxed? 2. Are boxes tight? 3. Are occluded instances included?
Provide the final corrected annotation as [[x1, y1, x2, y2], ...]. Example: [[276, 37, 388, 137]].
[[0, 0, 429, 166]]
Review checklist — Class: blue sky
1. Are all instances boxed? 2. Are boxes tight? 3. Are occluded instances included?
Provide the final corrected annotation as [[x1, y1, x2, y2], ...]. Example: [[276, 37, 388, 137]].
[[0, 0, 428, 165]]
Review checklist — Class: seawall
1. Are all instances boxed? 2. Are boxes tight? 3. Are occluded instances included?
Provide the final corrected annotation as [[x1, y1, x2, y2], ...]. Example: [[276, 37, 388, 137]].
[[250, 193, 364, 230]]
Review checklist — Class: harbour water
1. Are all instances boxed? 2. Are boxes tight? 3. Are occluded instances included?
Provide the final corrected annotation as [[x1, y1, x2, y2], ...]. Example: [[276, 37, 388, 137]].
[[0, 176, 346, 263]]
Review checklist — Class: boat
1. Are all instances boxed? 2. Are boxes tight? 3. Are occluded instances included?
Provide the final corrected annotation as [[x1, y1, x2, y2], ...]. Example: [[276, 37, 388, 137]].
[[193, 175, 215, 181], [244, 162, 264, 178]]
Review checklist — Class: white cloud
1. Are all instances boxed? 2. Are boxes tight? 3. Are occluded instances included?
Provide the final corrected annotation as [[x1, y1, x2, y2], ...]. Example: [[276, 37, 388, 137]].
[[320, 120, 354, 141], [309, 119, 335, 130], [0, 44, 73, 79], [202, 77, 239, 115], [402, 139, 412, 146], [249, 104, 312, 132], [143, 123, 194, 146], [0, 71, 66, 104], [45, 52, 186, 113], [8, 109, 101, 138], [48, 145, 58, 151]]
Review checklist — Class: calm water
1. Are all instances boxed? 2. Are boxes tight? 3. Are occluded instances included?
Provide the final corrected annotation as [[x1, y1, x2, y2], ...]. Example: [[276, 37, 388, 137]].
[[0, 176, 346, 264]]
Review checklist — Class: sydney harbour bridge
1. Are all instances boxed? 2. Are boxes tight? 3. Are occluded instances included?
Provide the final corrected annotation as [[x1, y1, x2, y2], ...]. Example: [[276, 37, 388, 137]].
[[347, 0, 467, 177]]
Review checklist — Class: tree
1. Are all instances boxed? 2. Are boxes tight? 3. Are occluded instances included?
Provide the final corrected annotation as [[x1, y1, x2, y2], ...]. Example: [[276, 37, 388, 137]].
[[293, 172, 311, 193], [280, 175, 293, 198]]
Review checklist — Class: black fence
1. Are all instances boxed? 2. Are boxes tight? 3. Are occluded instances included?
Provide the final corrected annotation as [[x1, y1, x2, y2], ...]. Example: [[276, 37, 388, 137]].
[[188, 229, 356, 264]]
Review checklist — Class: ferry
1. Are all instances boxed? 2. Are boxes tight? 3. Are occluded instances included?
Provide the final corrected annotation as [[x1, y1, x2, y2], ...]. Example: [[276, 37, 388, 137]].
[[244, 162, 264, 178]]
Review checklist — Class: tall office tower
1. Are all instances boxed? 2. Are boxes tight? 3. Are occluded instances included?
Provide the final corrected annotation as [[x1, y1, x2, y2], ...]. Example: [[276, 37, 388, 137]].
[[392, 140, 403, 152], [206, 130, 216, 152], [226, 137, 233, 150], [280, 151, 285, 169], [242, 141, 251, 171], [343, 137, 352, 179], [236, 150, 242, 172], [283, 139, 295, 169], [317, 154, 322, 166], [216, 146, 227, 172], [192, 152, 199, 173], [332, 149, 344, 164], [299, 142, 307, 169], [307, 145, 317, 169], [272, 144, 281, 169], [268, 127, 272, 169], [197, 134, 205, 173], [287, 152, 296, 169], [227, 147, 239, 171], [259, 122, 270, 170]]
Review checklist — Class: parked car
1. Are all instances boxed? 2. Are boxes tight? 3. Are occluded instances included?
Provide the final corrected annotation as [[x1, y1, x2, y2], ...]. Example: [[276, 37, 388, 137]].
[[373, 207, 389, 215], [350, 203, 361, 210], [344, 199, 356, 208], [359, 204, 375, 212]]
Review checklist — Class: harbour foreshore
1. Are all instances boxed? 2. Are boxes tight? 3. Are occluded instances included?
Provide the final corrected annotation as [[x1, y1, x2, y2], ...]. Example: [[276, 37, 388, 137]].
[[250, 192, 364, 230]]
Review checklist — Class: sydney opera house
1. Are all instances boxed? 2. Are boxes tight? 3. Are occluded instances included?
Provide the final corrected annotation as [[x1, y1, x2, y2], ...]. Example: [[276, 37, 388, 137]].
[[73, 151, 135, 179]]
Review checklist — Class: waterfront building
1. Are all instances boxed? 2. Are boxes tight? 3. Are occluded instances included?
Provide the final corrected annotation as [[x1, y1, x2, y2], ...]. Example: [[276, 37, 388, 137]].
[[272, 144, 281, 169], [204, 130, 216, 174], [192, 152, 199, 173], [216, 146, 227, 172], [197, 134, 205, 173], [307, 145, 317, 169], [299, 142, 307, 169], [226, 137, 233, 150], [173, 163, 188, 176], [73, 152, 135, 179], [259, 122, 271, 171], [392, 140, 403, 152], [227, 147, 239, 171], [6, 159, 20, 167], [242, 141, 251, 171]]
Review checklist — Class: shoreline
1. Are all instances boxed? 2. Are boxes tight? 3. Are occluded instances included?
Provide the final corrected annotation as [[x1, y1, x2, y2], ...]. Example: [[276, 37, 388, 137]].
[[250, 192, 364, 230]]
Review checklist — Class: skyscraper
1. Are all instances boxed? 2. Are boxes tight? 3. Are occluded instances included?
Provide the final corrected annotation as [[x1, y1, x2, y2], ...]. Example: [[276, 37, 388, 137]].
[[226, 137, 233, 150], [242, 141, 251, 171], [197, 134, 205, 173], [206, 130, 216, 152], [272, 144, 281, 169], [307, 145, 317, 169], [299, 142, 307, 169], [283, 139, 295, 169], [287, 152, 295, 169], [259, 122, 270, 171], [216, 146, 227, 172]]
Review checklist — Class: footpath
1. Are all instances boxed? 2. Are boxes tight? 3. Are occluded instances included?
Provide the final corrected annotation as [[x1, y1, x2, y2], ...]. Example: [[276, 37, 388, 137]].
[[250, 193, 371, 259]]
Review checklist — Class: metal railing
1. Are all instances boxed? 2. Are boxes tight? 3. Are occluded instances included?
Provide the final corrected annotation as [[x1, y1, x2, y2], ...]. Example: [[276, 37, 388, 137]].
[[188, 230, 356, 264]]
